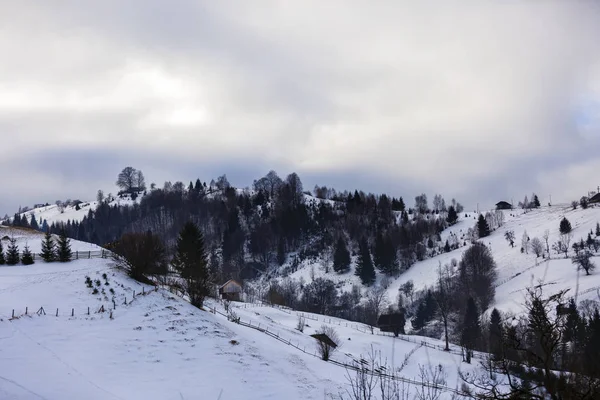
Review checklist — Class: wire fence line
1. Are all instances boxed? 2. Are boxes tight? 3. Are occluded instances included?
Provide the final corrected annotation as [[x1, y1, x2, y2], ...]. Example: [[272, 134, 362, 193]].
[[233, 299, 487, 365], [204, 301, 469, 397], [4, 285, 159, 321]]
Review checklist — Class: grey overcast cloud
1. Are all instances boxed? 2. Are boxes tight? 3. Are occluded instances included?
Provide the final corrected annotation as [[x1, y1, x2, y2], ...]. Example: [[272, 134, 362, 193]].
[[1, 1, 600, 215]]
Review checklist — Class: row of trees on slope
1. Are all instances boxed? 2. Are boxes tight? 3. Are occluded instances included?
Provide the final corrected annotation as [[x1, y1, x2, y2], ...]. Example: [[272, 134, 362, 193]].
[[27, 169, 465, 285], [0, 231, 72, 265], [108, 222, 212, 308], [462, 287, 600, 399]]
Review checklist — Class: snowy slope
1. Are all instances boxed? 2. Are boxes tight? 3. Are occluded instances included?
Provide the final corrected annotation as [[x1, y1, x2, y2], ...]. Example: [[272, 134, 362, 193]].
[[391, 204, 600, 315], [0, 226, 102, 253], [4, 194, 140, 227], [0, 249, 487, 399], [271, 203, 600, 318]]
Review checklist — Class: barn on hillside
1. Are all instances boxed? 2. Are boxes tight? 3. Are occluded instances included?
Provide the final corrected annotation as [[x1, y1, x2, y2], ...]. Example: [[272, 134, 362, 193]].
[[589, 193, 600, 204], [495, 201, 513, 210], [218, 279, 243, 302]]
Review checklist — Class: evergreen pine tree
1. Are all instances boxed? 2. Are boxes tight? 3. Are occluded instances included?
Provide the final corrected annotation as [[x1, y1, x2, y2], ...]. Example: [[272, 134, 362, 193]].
[[533, 194, 540, 208], [596, 222, 600, 237], [477, 214, 491, 238], [444, 240, 451, 253], [397, 197, 405, 212], [374, 232, 385, 268], [461, 297, 480, 363], [30, 214, 39, 230], [0, 240, 5, 265], [5, 238, 20, 265], [563, 298, 580, 343], [446, 205, 458, 225], [57, 229, 72, 262], [559, 217, 572, 235], [172, 222, 211, 308], [40, 231, 56, 262], [489, 308, 503, 358], [355, 238, 375, 285], [584, 309, 600, 377], [21, 244, 34, 265], [277, 238, 286, 266], [332, 236, 351, 273]]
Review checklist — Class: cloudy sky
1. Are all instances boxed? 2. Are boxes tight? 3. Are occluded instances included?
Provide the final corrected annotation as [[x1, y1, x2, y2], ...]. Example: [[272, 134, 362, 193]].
[[1, 1, 600, 215]]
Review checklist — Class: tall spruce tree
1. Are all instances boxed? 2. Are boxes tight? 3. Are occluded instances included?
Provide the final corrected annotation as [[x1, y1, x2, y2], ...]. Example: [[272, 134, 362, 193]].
[[446, 205, 458, 225], [489, 308, 503, 358], [277, 238, 286, 266], [21, 244, 34, 265], [40, 231, 56, 262], [477, 214, 491, 238], [596, 222, 600, 237], [5, 237, 20, 265], [355, 237, 375, 285], [57, 229, 72, 262], [461, 297, 480, 364], [0, 240, 5, 265], [560, 217, 572, 235], [533, 194, 540, 208], [172, 222, 211, 308], [332, 236, 351, 273], [29, 215, 39, 230]]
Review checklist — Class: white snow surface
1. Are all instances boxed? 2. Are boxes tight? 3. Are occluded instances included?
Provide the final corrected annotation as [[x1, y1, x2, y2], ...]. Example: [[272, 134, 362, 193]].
[[0, 247, 479, 399]]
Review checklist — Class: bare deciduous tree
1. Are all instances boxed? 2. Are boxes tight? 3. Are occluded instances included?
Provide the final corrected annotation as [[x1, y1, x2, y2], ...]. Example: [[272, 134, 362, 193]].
[[531, 237, 544, 258], [542, 229, 550, 255], [315, 325, 340, 361]]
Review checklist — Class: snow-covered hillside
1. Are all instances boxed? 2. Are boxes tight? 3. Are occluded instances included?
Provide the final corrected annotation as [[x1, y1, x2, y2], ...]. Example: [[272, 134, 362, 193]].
[[4, 194, 140, 227], [0, 238, 485, 399], [273, 203, 600, 317]]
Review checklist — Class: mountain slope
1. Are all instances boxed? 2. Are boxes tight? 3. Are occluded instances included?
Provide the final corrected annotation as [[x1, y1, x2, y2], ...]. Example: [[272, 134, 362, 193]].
[[0, 240, 484, 399]]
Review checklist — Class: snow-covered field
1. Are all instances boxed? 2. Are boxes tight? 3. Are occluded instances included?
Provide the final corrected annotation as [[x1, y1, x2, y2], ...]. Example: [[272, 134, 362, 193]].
[[0, 240, 482, 399]]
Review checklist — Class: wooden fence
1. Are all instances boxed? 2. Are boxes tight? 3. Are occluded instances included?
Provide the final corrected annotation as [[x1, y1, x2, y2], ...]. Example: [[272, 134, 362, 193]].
[[30, 250, 110, 261], [208, 300, 470, 397], [6, 285, 158, 321]]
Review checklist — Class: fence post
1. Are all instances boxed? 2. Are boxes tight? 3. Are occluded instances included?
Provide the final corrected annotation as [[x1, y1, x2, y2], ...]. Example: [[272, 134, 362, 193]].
[[142, 286, 145, 294], [56, 308, 59, 317], [25, 307, 28, 315], [12, 309, 14, 318], [72, 308, 74, 317], [88, 251, 91, 259], [87, 307, 90, 315], [133, 290, 135, 298]]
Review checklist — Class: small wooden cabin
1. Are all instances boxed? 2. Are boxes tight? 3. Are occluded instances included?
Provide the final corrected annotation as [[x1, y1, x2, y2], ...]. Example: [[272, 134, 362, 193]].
[[495, 201, 513, 210], [377, 313, 405, 336], [218, 279, 243, 302]]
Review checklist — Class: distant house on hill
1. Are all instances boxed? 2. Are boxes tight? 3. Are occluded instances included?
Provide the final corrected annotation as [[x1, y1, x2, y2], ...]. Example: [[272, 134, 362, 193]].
[[218, 279, 243, 302], [589, 193, 600, 204], [495, 201, 513, 210]]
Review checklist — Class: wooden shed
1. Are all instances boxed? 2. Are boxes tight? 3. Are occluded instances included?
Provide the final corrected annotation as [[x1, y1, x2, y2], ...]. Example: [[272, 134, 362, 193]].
[[495, 201, 513, 210], [218, 279, 243, 302]]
